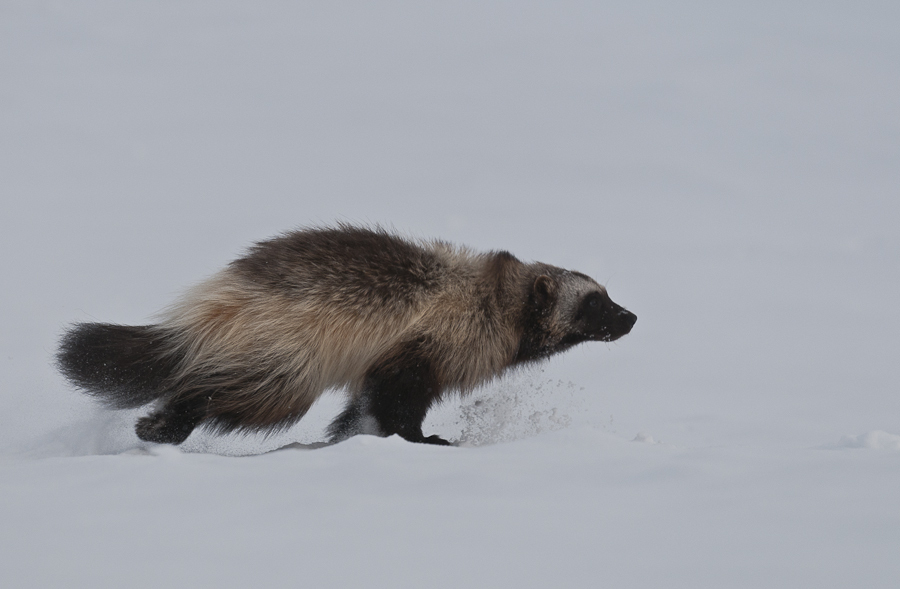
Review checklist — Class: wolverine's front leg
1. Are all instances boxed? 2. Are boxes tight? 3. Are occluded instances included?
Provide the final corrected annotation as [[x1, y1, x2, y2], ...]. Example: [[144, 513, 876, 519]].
[[363, 340, 451, 446]]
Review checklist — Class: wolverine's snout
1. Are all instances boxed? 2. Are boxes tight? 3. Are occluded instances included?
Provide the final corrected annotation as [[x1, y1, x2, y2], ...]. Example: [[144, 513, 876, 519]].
[[620, 309, 637, 331], [603, 307, 636, 342]]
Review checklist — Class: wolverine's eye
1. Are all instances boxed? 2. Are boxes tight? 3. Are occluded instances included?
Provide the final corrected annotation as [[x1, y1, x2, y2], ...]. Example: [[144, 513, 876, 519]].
[[585, 293, 603, 310], [576, 293, 603, 322]]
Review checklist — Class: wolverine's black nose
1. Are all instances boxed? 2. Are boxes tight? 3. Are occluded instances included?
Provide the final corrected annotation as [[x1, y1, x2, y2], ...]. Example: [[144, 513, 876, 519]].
[[619, 309, 637, 334], [598, 307, 637, 342]]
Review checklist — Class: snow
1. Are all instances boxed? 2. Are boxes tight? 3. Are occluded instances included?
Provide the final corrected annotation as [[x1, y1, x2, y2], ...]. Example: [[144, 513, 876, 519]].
[[2, 1, 899, 587], [837, 430, 900, 451]]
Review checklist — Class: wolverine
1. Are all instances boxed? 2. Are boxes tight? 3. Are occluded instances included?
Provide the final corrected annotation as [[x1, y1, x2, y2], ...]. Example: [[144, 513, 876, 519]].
[[57, 225, 636, 446]]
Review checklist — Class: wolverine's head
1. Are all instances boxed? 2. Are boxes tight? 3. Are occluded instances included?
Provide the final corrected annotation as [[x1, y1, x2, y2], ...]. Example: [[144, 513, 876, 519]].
[[515, 268, 636, 363]]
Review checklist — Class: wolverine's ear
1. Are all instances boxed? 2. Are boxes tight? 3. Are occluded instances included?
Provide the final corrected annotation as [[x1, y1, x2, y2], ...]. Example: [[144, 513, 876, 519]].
[[532, 275, 557, 310]]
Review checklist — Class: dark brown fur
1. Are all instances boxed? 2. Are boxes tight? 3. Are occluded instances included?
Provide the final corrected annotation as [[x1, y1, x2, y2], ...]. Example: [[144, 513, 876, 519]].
[[57, 225, 636, 445]]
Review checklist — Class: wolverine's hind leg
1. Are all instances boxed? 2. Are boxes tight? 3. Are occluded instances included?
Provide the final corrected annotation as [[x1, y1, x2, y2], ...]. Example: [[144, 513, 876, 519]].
[[328, 340, 450, 446], [135, 394, 205, 445]]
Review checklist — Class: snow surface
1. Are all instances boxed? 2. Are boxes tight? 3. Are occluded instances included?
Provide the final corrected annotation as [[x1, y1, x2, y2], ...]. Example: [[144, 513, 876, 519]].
[[2, 1, 899, 587]]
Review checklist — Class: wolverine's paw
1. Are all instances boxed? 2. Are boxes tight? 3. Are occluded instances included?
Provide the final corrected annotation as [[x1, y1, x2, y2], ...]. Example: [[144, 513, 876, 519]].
[[396, 431, 453, 445], [420, 434, 452, 446], [135, 412, 196, 445]]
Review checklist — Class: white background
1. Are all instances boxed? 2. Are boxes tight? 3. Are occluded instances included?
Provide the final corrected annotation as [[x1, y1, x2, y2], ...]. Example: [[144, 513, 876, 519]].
[[2, 2, 899, 587]]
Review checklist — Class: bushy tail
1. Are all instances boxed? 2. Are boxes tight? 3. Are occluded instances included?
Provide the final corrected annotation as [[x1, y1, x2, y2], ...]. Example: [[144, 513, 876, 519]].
[[57, 323, 182, 409]]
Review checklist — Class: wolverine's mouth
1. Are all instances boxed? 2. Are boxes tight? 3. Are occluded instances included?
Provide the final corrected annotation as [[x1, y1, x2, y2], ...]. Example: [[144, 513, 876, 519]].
[[593, 330, 626, 342]]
